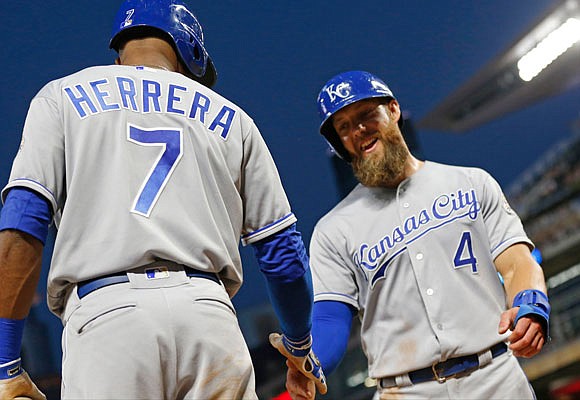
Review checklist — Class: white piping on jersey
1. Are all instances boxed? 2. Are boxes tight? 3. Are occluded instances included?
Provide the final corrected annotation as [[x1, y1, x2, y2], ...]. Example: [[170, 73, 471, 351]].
[[241, 213, 296, 244]]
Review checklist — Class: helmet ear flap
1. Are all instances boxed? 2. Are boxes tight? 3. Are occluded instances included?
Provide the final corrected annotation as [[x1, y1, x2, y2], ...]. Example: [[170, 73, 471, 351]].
[[191, 40, 201, 61], [320, 120, 352, 162], [175, 38, 205, 75]]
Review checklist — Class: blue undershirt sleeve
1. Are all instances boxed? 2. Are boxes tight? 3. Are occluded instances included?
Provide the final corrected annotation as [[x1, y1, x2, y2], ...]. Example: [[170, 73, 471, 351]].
[[312, 300, 355, 375], [0, 187, 52, 245], [0, 318, 26, 365], [252, 223, 313, 341]]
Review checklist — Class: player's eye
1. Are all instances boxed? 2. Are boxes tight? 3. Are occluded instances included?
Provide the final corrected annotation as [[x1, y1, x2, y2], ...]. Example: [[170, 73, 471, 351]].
[[333, 120, 346, 132], [335, 121, 349, 134], [363, 108, 378, 119]]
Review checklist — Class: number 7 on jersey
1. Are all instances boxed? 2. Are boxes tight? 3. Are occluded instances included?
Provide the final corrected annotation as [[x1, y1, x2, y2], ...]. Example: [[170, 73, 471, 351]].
[[127, 124, 183, 217]]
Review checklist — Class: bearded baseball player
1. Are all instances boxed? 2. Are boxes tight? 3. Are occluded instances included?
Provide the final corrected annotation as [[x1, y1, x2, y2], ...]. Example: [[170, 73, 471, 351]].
[[281, 71, 549, 400], [0, 0, 326, 398]]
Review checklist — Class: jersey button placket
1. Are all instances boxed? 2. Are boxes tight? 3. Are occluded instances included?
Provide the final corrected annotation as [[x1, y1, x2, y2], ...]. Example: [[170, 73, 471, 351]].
[[415, 254, 444, 332]]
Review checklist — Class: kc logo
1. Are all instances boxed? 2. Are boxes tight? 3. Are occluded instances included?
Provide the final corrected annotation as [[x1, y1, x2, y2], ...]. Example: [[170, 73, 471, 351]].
[[325, 82, 352, 102]]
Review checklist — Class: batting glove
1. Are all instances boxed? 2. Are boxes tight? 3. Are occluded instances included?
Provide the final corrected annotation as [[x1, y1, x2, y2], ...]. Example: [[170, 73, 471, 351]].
[[0, 359, 46, 400], [269, 333, 327, 395]]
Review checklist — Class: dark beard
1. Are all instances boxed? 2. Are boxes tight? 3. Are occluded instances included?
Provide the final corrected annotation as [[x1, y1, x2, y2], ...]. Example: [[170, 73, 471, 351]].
[[351, 139, 408, 187]]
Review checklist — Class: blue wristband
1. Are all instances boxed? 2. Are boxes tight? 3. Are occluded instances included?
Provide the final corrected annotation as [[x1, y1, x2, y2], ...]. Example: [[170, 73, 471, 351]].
[[0, 318, 26, 364], [0, 358, 22, 380], [282, 334, 312, 357], [512, 289, 550, 335]]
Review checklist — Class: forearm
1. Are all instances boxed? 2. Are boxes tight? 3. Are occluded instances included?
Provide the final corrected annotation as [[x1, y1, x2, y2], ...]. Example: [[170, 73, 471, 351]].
[[504, 264, 547, 304], [312, 300, 354, 375], [257, 225, 330, 394], [0, 188, 51, 318], [265, 272, 313, 340], [0, 230, 43, 319], [495, 243, 547, 303], [253, 223, 313, 340], [496, 242, 550, 349]]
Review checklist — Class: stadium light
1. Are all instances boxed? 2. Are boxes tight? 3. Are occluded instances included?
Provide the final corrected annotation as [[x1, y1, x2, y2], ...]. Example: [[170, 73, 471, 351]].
[[517, 17, 580, 81]]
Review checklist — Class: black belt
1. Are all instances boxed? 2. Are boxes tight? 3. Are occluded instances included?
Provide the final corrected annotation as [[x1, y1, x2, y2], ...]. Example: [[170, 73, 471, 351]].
[[77, 267, 220, 299], [379, 342, 508, 388]]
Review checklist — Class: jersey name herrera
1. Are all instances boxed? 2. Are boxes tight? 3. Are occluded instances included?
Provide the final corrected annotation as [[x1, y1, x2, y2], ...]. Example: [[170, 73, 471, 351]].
[[63, 77, 236, 139], [353, 188, 481, 283]]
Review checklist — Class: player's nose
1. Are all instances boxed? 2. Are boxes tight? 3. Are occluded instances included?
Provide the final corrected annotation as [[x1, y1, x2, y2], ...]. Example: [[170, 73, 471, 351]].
[[352, 122, 368, 138]]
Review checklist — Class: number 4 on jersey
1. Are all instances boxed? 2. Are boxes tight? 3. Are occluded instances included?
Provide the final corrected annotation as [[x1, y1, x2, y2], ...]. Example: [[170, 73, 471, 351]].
[[127, 125, 183, 217], [453, 231, 478, 273]]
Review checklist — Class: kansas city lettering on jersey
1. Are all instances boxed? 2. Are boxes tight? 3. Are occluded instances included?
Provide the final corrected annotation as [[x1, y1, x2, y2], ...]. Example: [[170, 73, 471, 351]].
[[353, 188, 481, 285], [63, 77, 236, 140]]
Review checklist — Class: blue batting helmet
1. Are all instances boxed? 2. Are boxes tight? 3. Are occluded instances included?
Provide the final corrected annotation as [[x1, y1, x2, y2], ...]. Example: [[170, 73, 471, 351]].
[[109, 0, 217, 88], [317, 70, 401, 162]]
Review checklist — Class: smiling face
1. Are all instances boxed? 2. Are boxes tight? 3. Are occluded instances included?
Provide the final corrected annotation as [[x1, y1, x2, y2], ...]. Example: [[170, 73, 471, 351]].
[[332, 97, 410, 188]]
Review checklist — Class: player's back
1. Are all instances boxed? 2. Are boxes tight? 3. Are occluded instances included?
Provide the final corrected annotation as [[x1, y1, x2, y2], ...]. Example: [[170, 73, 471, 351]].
[[8, 64, 267, 312]]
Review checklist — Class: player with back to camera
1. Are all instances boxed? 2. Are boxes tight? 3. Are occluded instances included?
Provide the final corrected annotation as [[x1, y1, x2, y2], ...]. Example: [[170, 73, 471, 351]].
[[278, 71, 550, 400], [0, 0, 326, 398]]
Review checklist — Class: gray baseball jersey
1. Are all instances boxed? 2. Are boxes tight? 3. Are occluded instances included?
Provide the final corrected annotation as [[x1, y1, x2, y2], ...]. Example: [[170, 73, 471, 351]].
[[2, 65, 296, 316], [310, 161, 532, 378]]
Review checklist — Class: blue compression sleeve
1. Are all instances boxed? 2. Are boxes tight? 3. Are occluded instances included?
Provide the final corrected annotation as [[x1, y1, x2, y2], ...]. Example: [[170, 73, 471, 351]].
[[253, 223, 309, 282], [312, 301, 355, 375], [252, 224, 313, 340], [0, 318, 26, 364], [0, 187, 51, 244]]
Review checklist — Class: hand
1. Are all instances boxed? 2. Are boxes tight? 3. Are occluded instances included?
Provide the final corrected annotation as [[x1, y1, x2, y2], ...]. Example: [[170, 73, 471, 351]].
[[0, 370, 46, 400], [269, 333, 327, 395], [499, 307, 546, 358], [286, 360, 316, 400]]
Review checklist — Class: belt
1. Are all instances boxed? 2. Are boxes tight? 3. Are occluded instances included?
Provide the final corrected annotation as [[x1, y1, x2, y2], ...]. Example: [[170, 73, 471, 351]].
[[379, 342, 508, 388], [77, 267, 220, 299]]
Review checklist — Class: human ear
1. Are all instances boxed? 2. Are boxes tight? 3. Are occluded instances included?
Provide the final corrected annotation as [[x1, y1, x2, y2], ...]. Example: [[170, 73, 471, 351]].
[[387, 99, 401, 122]]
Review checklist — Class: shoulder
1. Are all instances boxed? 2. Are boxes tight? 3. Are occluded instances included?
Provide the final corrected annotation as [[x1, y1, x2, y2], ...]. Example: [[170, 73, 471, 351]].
[[33, 66, 113, 99], [425, 160, 486, 175], [315, 183, 378, 231], [424, 160, 494, 183]]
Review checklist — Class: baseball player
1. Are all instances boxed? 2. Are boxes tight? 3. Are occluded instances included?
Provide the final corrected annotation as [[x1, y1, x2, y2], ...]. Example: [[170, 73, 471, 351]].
[[281, 71, 550, 399], [0, 0, 325, 398]]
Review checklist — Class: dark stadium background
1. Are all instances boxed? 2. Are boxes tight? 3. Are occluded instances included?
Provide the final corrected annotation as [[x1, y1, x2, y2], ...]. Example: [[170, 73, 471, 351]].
[[1, 1, 579, 398]]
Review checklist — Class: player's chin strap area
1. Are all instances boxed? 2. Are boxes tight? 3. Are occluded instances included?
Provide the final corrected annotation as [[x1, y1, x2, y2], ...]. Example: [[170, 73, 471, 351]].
[[378, 342, 508, 388]]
